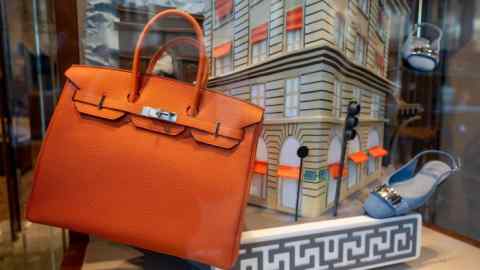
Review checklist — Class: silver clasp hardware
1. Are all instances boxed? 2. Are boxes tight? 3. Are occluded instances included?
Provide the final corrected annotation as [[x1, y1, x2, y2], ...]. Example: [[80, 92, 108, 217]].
[[374, 184, 402, 206], [141, 106, 177, 123], [454, 157, 462, 172]]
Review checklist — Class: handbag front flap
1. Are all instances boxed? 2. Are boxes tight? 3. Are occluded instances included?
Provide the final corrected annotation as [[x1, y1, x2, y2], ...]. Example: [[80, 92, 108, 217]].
[[65, 65, 264, 149]]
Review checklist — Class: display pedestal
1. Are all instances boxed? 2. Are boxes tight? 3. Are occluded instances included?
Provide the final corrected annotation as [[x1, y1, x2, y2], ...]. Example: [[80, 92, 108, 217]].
[[222, 214, 421, 270]]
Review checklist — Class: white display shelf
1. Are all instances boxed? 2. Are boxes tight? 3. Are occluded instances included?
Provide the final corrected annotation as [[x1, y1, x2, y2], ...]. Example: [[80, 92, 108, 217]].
[[220, 214, 421, 270]]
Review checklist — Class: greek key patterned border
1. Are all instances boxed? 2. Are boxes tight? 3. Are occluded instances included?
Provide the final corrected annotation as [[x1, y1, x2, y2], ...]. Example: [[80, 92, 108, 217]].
[[231, 217, 419, 270]]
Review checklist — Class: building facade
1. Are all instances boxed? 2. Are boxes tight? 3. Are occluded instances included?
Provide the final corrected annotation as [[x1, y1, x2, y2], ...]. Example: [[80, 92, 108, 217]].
[[204, 0, 409, 217]]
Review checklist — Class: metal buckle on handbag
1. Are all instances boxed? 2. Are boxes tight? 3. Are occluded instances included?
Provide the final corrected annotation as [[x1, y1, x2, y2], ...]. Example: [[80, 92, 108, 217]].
[[374, 184, 402, 206], [141, 106, 177, 123]]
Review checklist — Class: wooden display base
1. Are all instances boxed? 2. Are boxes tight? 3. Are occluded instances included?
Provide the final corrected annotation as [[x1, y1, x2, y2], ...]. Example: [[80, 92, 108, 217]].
[[219, 214, 421, 270]]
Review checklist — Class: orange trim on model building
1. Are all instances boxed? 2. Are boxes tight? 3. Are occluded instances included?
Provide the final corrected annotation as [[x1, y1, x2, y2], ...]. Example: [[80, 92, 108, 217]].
[[277, 165, 300, 179], [213, 41, 232, 58], [368, 146, 388, 157], [251, 23, 268, 43], [349, 151, 369, 164], [286, 6, 303, 31], [253, 160, 268, 174], [329, 163, 349, 178], [216, 0, 233, 19]]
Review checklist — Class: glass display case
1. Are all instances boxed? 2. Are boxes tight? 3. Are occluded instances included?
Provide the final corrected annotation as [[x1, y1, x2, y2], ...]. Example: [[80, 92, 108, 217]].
[[0, 0, 479, 269]]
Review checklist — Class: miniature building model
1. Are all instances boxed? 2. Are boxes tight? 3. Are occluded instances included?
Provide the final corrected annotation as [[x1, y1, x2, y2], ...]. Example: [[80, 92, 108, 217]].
[[204, 0, 409, 217]]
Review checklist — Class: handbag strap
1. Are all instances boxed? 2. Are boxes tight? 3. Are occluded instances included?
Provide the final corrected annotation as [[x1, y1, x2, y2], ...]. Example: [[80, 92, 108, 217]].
[[129, 9, 207, 117], [145, 36, 208, 86]]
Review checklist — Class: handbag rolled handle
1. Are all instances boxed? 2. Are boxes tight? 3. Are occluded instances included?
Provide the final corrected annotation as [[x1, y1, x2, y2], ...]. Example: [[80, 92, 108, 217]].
[[145, 36, 208, 88], [130, 9, 207, 116]]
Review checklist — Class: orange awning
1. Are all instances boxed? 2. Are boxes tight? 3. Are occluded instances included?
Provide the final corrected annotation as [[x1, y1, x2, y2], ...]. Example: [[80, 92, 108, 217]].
[[368, 146, 388, 158], [251, 23, 268, 44], [253, 160, 268, 174], [349, 151, 369, 164], [286, 6, 303, 31], [213, 42, 232, 58], [328, 163, 348, 178], [277, 165, 300, 179], [216, 0, 233, 19]]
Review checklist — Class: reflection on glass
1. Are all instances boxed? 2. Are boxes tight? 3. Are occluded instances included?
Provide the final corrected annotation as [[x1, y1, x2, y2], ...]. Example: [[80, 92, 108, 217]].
[[0, 0, 63, 269]]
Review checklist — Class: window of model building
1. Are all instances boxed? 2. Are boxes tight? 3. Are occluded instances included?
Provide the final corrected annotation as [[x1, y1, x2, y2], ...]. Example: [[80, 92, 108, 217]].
[[251, 84, 266, 108], [251, 27, 268, 64], [250, 0, 269, 64], [215, 0, 233, 27], [213, 42, 233, 76], [370, 94, 381, 119], [284, 78, 300, 117], [327, 135, 343, 205], [355, 34, 366, 64], [333, 79, 343, 118], [367, 128, 381, 175], [335, 13, 346, 51], [213, 19, 233, 76], [347, 135, 362, 188], [375, 49, 385, 76], [285, 0, 304, 52], [352, 87, 362, 104], [278, 137, 302, 210], [251, 138, 268, 199]]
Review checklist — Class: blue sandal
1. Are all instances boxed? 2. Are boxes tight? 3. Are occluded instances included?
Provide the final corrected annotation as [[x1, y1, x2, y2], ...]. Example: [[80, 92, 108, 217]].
[[364, 150, 461, 219]]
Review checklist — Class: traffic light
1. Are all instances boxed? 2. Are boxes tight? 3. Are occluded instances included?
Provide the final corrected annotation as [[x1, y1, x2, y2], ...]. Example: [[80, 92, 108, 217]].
[[344, 101, 361, 141], [333, 101, 361, 217]]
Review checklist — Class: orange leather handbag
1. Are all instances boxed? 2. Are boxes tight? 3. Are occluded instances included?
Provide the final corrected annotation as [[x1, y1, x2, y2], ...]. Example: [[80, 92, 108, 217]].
[[27, 9, 263, 269]]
